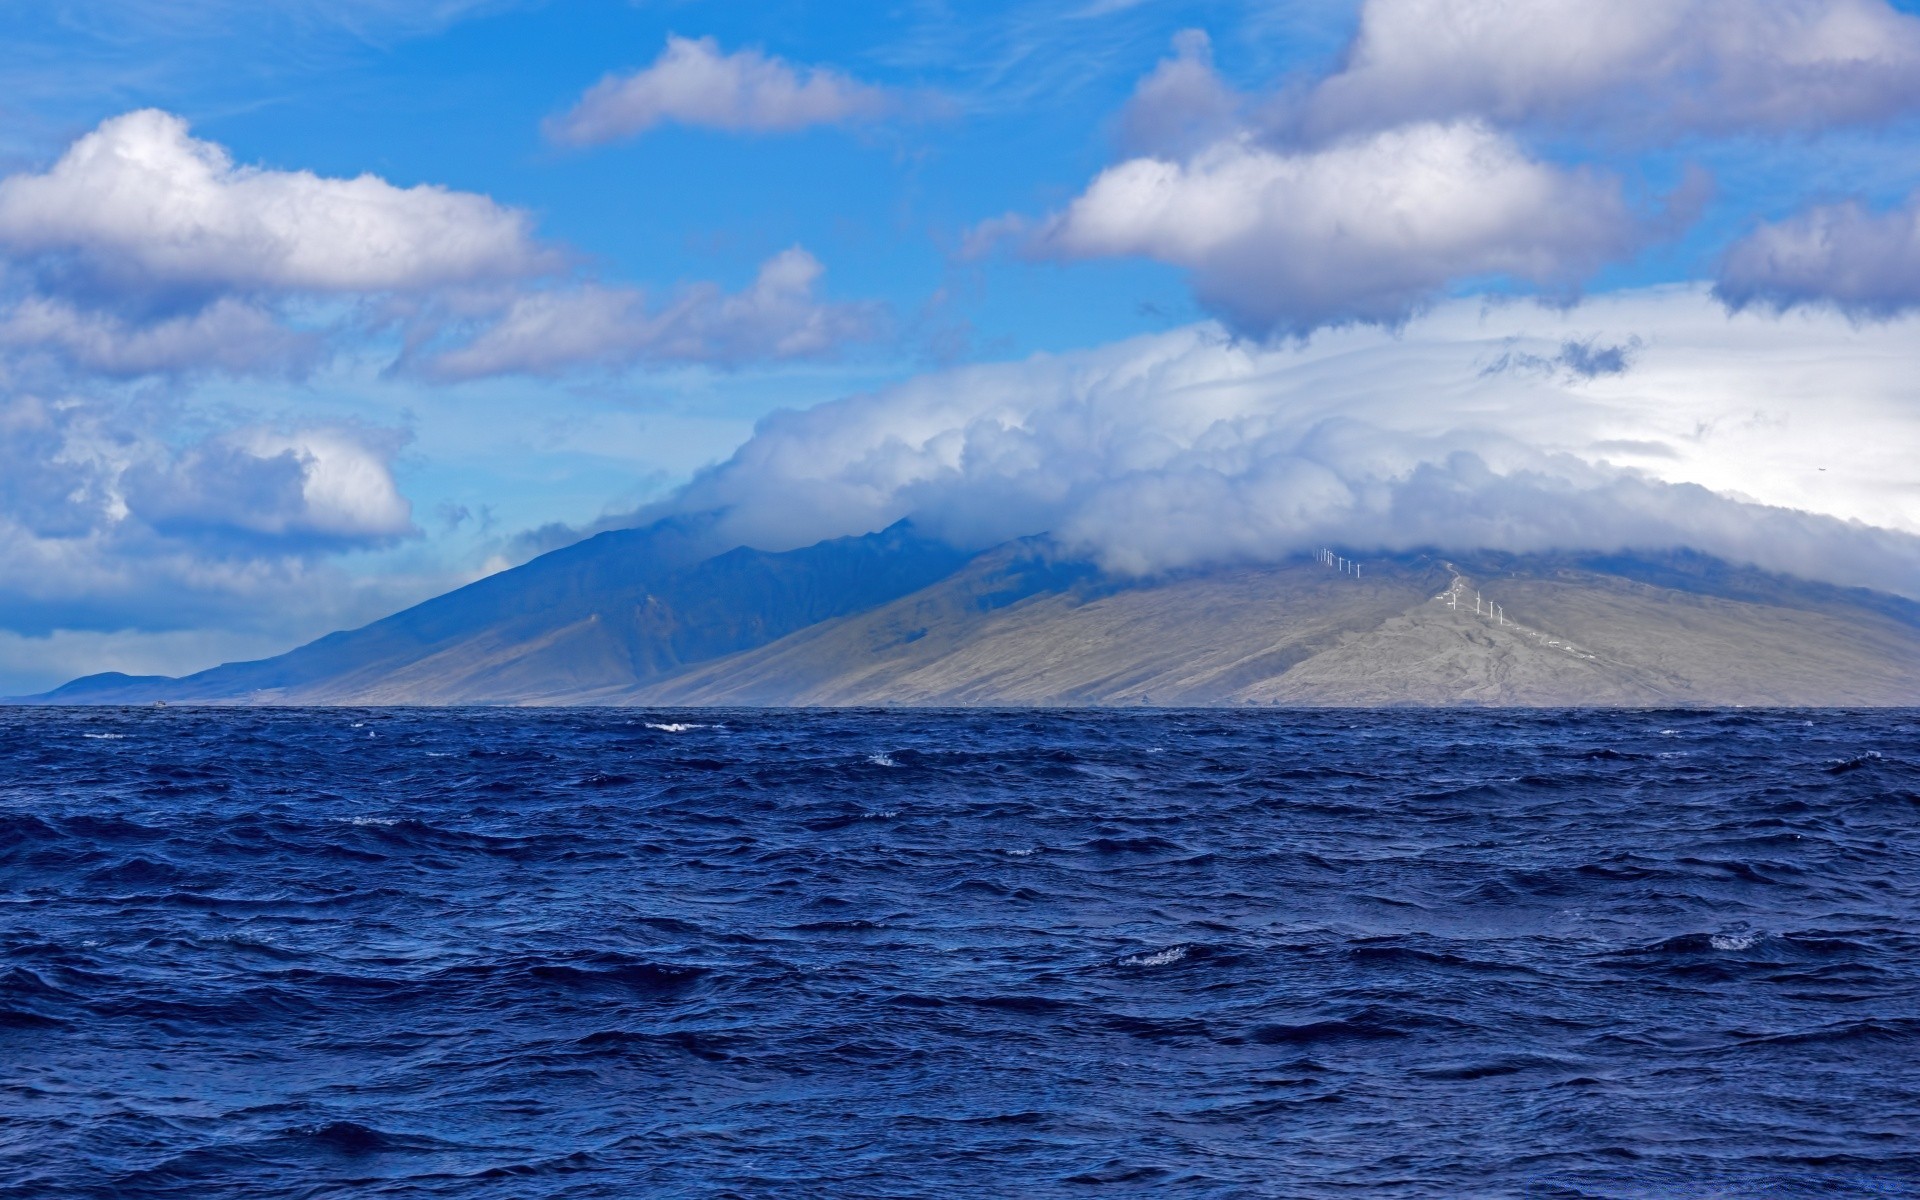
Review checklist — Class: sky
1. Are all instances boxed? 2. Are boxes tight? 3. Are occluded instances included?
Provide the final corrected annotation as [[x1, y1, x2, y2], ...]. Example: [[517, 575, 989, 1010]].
[[4, 0, 1920, 694]]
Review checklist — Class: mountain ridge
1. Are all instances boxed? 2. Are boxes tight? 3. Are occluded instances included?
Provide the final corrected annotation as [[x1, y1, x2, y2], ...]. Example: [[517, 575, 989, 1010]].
[[15, 522, 1919, 707]]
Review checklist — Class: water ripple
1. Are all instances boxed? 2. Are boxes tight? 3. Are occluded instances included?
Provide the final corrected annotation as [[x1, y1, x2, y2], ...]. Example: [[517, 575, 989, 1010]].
[[1, 706, 1916, 1197]]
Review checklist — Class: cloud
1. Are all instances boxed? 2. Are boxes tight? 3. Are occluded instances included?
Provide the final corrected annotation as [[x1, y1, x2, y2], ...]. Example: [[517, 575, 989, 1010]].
[[0, 108, 560, 381], [0, 393, 417, 630], [994, 2, 1920, 338], [2, 395, 415, 556], [0, 394, 114, 540], [1033, 120, 1645, 337], [0, 109, 555, 299], [1302, 0, 1920, 139], [653, 288, 1920, 597], [547, 35, 895, 145], [1115, 29, 1240, 158], [123, 427, 415, 549], [0, 295, 319, 377], [0, 110, 883, 382], [1715, 192, 1920, 318], [415, 248, 879, 379]]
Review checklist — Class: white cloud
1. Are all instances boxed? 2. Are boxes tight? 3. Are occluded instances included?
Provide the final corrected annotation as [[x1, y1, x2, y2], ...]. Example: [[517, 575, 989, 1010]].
[[547, 35, 895, 145], [1034, 120, 1643, 336], [0, 295, 318, 376], [1028, 3, 1920, 337], [0, 110, 880, 382], [115, 424, 415, 548], [0, 391, 414, 592], [659, 288, 1920, 597], [1302, 0, 1920, 138], [417, 248, 879, 379], [0, 109, 555, 297], [234, 428, 416, 542], [0, 390, 429, 683], [1716, 192, 1920, 318]]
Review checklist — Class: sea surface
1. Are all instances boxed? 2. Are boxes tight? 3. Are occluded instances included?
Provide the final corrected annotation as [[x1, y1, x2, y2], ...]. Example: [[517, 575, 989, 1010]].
[[2, 707, 1917, 1198]]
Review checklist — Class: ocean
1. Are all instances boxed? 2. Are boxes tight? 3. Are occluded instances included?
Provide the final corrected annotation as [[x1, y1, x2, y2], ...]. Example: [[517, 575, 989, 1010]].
[[2, 707, 1916, 1198]]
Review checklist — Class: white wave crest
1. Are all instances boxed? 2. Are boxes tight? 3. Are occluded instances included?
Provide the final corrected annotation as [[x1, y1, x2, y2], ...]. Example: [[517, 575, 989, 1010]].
[[1119, 945, 1189, 968]]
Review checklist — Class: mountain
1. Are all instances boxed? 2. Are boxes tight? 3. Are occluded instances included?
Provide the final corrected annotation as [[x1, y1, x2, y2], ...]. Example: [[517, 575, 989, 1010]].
[[17, 523, 1920, 707], [25, 519, 971, 705], [631, 544, 1920, 707]]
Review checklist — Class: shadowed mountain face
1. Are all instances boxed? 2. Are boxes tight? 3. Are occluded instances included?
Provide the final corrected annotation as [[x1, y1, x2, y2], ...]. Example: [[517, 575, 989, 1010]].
[[20, 523, 1920, 707], [30, 520, 973, 705]]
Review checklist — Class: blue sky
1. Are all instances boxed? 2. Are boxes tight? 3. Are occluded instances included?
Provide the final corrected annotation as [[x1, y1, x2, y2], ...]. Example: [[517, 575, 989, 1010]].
[[4, 0, 1920, 693]]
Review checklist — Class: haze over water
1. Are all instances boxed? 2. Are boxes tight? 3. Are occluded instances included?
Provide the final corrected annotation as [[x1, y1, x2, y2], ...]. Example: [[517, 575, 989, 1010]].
[[3, 707, 1917, 1197]]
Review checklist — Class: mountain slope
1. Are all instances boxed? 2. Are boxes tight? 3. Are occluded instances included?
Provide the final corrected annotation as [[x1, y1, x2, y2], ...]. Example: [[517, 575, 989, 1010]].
[[631, 543, 1445, 705], [18, 526, 1920, 707], [29, 521, 971, 704], [630, 550, 1920, 707]]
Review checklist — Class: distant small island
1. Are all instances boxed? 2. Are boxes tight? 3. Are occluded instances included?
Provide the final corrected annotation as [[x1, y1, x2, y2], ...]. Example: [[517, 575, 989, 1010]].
[[19, 521, 1920, 708]]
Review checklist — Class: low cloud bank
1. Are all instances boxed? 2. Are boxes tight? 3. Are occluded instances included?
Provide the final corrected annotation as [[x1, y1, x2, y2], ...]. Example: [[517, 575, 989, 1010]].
[[655, 289, 1920, 597]]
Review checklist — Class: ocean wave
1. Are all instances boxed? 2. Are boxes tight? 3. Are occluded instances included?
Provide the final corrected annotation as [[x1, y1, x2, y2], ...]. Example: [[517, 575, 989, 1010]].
[[1117, 945, 1188, 968], [2, 705, 1915, 1197]]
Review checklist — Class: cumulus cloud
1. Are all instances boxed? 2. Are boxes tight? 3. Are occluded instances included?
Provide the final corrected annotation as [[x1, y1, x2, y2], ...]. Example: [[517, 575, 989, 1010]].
[[416, 248, 879, 379], [998, 0, 1920, 337], [0, 109, 555, 298], [1302, 0, 1920, 138], [1715, 192, 1920, 318], [1, 396, 415, 556], [123, 427, 415, 549], [0, 110, 886, 382], [1034, 120, 1644, 336], [0, 108, 560, 381], [0, 391, 444, 702], [548, 35, 895, 145], [655, 288, 1920, 597], [0, 390, 436, 692]]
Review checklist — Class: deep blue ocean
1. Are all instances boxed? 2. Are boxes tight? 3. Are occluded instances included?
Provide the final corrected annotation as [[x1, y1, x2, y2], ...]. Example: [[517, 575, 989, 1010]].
[[2, 707, 1917, 1198]]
